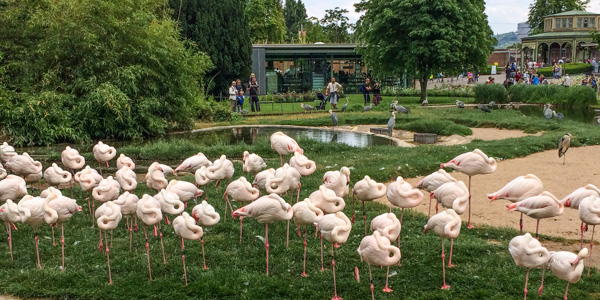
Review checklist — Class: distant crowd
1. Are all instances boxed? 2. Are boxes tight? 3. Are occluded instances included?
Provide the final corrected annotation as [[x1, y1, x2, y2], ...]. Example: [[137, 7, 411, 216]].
[[229, 73, 261, 113], [502, 59, 598, 90]]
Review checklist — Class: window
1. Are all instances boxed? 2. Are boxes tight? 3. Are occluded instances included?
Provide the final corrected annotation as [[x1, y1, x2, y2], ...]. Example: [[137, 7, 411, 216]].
[[568, 18, 573, 28], [555, 18, 560, 28], [591, 18, 595, 28], [562, 18, 567, 28], [584, 19, 589, 28], [578, 17, 582, 28]]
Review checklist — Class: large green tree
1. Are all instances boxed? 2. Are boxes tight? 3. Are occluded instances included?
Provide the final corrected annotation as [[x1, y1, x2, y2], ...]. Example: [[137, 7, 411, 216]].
[[355, 0, 494, 101], [245, 0, 286, 43], [527, 0, 590, 34], [169, 0, 252, 94], [320, 7, 352, 43], [284, 0, 308, 43]]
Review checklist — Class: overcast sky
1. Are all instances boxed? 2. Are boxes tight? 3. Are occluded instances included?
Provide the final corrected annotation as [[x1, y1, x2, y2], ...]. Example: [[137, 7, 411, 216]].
[[302, 0, 600, 34]]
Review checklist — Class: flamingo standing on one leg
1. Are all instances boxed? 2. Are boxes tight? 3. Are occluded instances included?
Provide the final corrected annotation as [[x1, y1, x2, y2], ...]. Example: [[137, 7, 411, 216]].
[[167, 179, 203, 208], [146, 162, 168, 192], [0, 175, 28, 202], [5, 153, 43, 193], [173, 212, 203, 286], [113, 192, 139, 251], [17, 195, 46, 269], [266, 164, 301, 247], [155, 189, 183, 263], [578, 194, 600, 276], [206, 155, 234, 188], [174, 152, 211, 175], [225, 177, 259, 244], [440, 149, 497, 228], [92, 141, 116, 175], [232, 194, 293, 276], [136, 194, 163, 281], [115, 165, 137, 193], [488, 174, 544, 234], [507, 191, 564, 239], [61, 146, 85, 196], [116, 154, 135, 170], [309, 186, 345, 270], [43, 187, 82, 271], [547, 248, 588, 300], [292, 198, 324, 277], [289, 152, 316, 177], [357, 231, 401, 299], [0, 199, 21, 260], [270, 132, 303, 166], [253, 168, 276, 191], [192, 200, 220, 269], [242, 151, 267, 175], [561, 184, 600, 248], [424, 209, 462, 290], [43, 163, 72, 190], [92, 176, 121, 248], [195, 166, 214, 187], [0, 163, 6, 180], [432, 181, 469, 215], [74, 166, 103, 217], [386, 176, 423, 263], [352, 175, 387, 234], [95, 201, 122, 284], [415, 169, 457, 219], [318, 212, 352, 300], [508, 233, 551, 300], [323, 167, 350, 223]]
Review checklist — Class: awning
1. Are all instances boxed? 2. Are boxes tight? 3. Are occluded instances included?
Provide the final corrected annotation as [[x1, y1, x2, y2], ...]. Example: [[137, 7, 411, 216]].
[[580, 43, 599, 47]]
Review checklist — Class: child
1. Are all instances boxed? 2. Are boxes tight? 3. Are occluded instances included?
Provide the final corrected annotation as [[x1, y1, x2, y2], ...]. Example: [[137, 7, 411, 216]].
[[236, 90, 245, 113]]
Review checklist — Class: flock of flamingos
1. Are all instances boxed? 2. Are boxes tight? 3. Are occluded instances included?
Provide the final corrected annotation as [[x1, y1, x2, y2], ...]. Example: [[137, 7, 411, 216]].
[[0, 131, 596, 299]]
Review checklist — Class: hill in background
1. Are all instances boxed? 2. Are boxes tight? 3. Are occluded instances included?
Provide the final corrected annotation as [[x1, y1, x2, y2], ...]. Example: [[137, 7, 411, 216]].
[[494, 31, 518, 49]]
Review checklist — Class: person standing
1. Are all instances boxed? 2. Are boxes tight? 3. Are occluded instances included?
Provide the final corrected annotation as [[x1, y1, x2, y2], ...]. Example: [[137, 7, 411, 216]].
[[236, 90, 245, 113], [361, 78, 372, 105], [593, 58, 598, 73], [235, 79, 243, 94], [563, 74, 571, 87], [228, 81, 238, 112], [248, 77, 260, 112], [326, 77, 342, 109], [372, 81, 381, 106]]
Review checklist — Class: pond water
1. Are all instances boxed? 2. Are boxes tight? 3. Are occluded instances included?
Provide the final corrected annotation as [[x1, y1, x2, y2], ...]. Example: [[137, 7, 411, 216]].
[[517, 106, 599, 124]]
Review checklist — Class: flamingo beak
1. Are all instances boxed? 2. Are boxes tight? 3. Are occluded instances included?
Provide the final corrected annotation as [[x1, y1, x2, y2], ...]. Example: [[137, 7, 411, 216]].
[[192, 211, 198, 221], [564, 199, 571, 207], [570, 257, 579, 265], [232, 208, 244, 218], [157, 166, 163, 171], [196, 191, 203, 197], [77, 206, 83, 212], [439, 163, 445, 169], [488, 194, 498, 202]]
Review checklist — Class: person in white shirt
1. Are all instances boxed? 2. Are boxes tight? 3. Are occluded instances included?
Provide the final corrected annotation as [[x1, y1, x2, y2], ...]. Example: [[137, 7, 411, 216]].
[[563, 74, 571, 87], [325, 77, 342, 109], [229, 81, 238, 112]]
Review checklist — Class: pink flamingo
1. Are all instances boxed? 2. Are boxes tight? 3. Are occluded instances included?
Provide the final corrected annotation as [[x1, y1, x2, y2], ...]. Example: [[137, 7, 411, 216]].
[[425, 209, 462, 289], [266, 164, 302, 246], [5, 152, 42, 177], [0, 175, 28, 202], [292, 198, 324, 276], [195, 166, 213, 187], [352, 175, 387, 233], [43, 187, 82, 271], [507, 191, 564, 239], [242, 151, 267, 175], [74, 166, 103, 217], [547, 248, 588, 300], [92, 141, 116, 175], [17, 195, 46, 268], [174, 152, 211, 175], [113, 192, 139, 251], [270, 132, 303, 166], [225, 177, 259, 242], [167, 179, 203, 207], [370, 213, 401, 244], [578, 195, 600, 276], [289, 152, 316, 177], [508, 233, 551, 300], [173, 212, 203, 286], [206, 155, 234, 187], [0, 163, 6, 180], [488, 174, 544, 234], [155, 189, 184, 257], [115, 165, 137, 192], [415, 169, 456, 219], [318, 212, 352, 300], [253, 168, 276, 190], [562, 184, 600, 247], [136, 194, 163, 281], [432, 181, 469, 215], [310, 185, 346, 214], [386, 176, 423, 262], [0, 199, 21, 260], [440, 149, 497, 228], [0, 142, 17, 163], [95, 201, 122, 284], [192, 200, 221, 269], [357, 231, 401, 299], [323, 166, 350, 198], [61, 146, 85, 194], [116, 154, 135, 170], [232, 193, 293, 276], [43, 163, 72, 189], [146, 162, 168, 191], [92, 176, 120, 250]]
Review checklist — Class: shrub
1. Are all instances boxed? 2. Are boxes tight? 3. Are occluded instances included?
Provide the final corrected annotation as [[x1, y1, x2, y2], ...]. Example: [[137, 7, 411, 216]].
[[537, 63, 592, 77], [507, 84, 597, 107], [397, 119, 472, 136], [473, 84, 508, 103]]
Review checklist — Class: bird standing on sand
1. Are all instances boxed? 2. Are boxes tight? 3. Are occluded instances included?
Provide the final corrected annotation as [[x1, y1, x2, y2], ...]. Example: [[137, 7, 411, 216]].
[[578, 194, 600, 276], [547, 248, 588, 300], [508, 233, 550, 300], [415, 169, 457, 219], [558, 133, 572, 165], [507, 191, 564, 239], [424, 209, 461, 290], [561, 184, 600, 248], [330, 110, 338, 128]]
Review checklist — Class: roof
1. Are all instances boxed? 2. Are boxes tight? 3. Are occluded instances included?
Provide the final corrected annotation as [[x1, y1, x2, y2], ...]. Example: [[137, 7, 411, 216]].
[[252, 43, 358, 55], [546, 10, 600, 17], [522, 31, 593, 40], [253, 44, 357, 49]]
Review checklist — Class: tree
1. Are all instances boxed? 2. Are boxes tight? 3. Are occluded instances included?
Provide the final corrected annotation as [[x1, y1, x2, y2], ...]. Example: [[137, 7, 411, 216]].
[[355, 0, 495, 101], [284, 0, 308, 43], [304, 17, 328, 43], [169, 0, 253, 95], [245, 0, 286, 43], [527, 0, 589, 34], [320, 7, 352, 43]]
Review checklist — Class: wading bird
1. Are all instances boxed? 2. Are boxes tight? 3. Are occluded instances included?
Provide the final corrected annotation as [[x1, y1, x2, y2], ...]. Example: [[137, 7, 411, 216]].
[[225, 177, 260, 242], [424, 209, 462, 290], [92, 142, 116, 175], [558, 133, 572, 165], [319, 212, 352, 300], [0, 142, 17, 163], [173, 212, 203, 286], [116, 154, 135, 170], [95, 201, 121, 284], [192, 200, 220, 269], [387, 111, 396, 136], [206, 155, 235, 187], [578, 195, 600, 276], [507, 191, 564, 239], [508, 233, 550, 300], [300, 103, 314, 112], [242, 151, 266, 175], [330, 110, 338, 128], [341, 98, 349, 112], [270, 132, 303, 166], [478, 103, 491, 113], [289, 152, 316, 177], [455, 100, 464, 109], [561, 184, 600, 248], [362, 104, 372, 112], [352, 175, 387, 234], [18, 195, 46, 269], [136, 194, 163, 281], [0, 199, 20, 260], [547, 248, 588, 300], [0, 175, 27, 202], [357, 231, 401, 299], [292, 198, 324, 276], [113, 192, 139, 251], [43, 187, 82, 271], [174, 152, 211, 175], [415, 169, 457, 219]]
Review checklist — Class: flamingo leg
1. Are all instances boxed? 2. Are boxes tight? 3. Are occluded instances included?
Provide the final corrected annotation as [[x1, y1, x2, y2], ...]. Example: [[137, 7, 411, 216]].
[[383, 266, 392, 292], [363, 200, 367, 236], [98, 226, 103, 252], [580, 222, 585, 249], [351, 193, 356, 224], [51, 223, 56, 246], [538, 266, 546, 296], [320, 232, 324, 271], [61, 224, 65, 271], [265, 223, 270, 276], [296, 183, 301, 203], [181, 237, 188, 286], [128, 216, 133, 252], [427, 192, 433, 219], [467, 176, 473, 229], [564, 282, 569, 300], [87, 194, 92, 216], [331, 244, 342, 300], [144, 225, 152, 281], [524, 268, 529, 300], [92, 199, 96, 228], [286, 219, 290, 248], [441, 237, 450, 289], [164, 215, 171, 226], [279, 154, 283, 167], [201, 236, 208, 269], [110, 230, 113, 248], [436, 201, 439, 213], [7, 222, 13, 261], [368, 264, 374, 300], [588, 225, 595, 277], [104, 230, 113, 284], [448, 239, 455, 267], [159, 224, 166, 264], [301, 225, 308, 277], [239, 216, 244, 245], [535, 220, 540, 240], [134, 215, 139, 232], [34, 228, 41, 269], [398, 208, 404, 265], [98, 161, 103, 176], [520, 213, 524, 235]]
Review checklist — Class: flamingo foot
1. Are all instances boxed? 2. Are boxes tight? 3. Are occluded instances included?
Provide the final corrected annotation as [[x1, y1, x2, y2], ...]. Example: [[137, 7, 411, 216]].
[[448, 263, 456, 268], [538, 284, 543, 296], [441, 284, 451, 290], [301, 272, 307, 277], [467, 224, 474, 229], [334, 243, 340, 248], [331, 296, 343, 300], [383, 286, 393, 293]]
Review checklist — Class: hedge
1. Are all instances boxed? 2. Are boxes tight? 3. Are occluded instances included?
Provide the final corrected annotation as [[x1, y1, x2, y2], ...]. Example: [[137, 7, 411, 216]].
[[473, 84, 509, 103], [508, 84, 597, 107], [537, 63, 592, 77]]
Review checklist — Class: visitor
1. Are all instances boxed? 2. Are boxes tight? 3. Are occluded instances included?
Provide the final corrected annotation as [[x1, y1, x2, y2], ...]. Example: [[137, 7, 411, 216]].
[[563, 74, 571, 87], [582, 75, 589, 86], [591, 75, 597, 90], [372, 81, 381, 106], [361, 78, 372, 105], [540, 74, 548, 85], [552, 63, 558, 79], [594, 58, 599, 73], [474, 72, 479, 82], [467, 71, 473, 84], [505, 63, 511, 80], [228, 81, 238, 112], [249, 73, 255, 86], [235, 79, 243, 93], [248, 77, 260, 112], [515, 71, 522, 83], [326, 77, 342, 109], [532, 74, 539, 85], [236, 90, 245, 113]]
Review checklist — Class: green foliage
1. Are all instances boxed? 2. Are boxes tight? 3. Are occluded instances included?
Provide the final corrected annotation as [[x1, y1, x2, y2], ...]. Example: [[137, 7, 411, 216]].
[[536, 63, 592, 77], [508, 84, 597, 107], [170, 0, 252, 95], [397, 119, 472, 136], [283, 0, 308, 43], [320, 7, 352, 43], [245, 0, 287, 43], [304, 17, 328, 43], [473, 84, 509, 103], [527, 0, 589, 34]]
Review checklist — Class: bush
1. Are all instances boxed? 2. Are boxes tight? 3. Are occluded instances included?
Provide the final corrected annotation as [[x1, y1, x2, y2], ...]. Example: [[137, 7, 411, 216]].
[[537, 63, 592, 77], [507, 84, 597, 107], [397, 119, 472, 136], [473, 84, 508, 103]]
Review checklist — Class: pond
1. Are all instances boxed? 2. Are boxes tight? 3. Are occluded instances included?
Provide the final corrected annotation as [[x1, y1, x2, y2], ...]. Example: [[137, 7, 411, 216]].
[[517, 106, 599, 124]]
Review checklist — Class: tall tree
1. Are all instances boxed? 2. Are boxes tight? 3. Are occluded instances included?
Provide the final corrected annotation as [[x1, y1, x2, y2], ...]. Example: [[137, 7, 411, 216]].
[[355, 0, 495, 101], [320, 7, 352, 43], [169, 0, 252, 95], [284, 0, 308, 43], [304, 17, 328, 43], [245, 0, 286, 43], [527, 0, 590, 34]]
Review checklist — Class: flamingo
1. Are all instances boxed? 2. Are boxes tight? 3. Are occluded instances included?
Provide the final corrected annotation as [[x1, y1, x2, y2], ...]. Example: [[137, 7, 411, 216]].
[[508, 233, 551, 300], [60, 146, 85, 187], [43, 163, 72, 190], [43, 187, 82, 271], [507, 191, 564, 239], [318, 212, 352, 300], [92, 176, 120, 248], [289, 152, 316, 177], [173, 212, 203, 286], [95, 201, 122, 284], [432, 181, 469, 215], [113, 192, 139, 251], [323, 166, 350, 198], [155, 188, 184, 230], [266, 163, 302, 246], [370, 213, 401, 244], [167, 179, 203, 207], [23, 171, 43, 194], [192, 200, 221, 269], [194, 166, 213, 187], [562, 184, 600, 247], [253, 168, 276, 190], [159, 164, 174, 176], [488, 174, 544, 234], [357, 231, 401, 299], [547, 248, 588, 300], [146, 162, 168, 191], [0, 199, 21, 260], [136, 194, 163, 281], [440, 149, 497, 228], [415, 169, 457, 219], [310, 185, 346, 214], [6, 153, 43, 191], [386, 176, 423, 261], [116, 154, 135, 170], [225, 177, 259, 242], [270, 131, 303, 166], [292, 198, 324, 276], [232, 193, 293, 276], [0, 163, 6, 180], [115, 165, 137, 192], [17, 195, 46, 268], [92, 141, 116, 175], [206, 155, 234, 187], [424, 209, 462, 289], [0, 142, 17, 163], [0, 175, 28, 202], [578, 194, 600, 276], [242, 151, 267, 175], [174, 152, 211, 175], [352, 175, 387, 234], [74, 166, 103, 216]]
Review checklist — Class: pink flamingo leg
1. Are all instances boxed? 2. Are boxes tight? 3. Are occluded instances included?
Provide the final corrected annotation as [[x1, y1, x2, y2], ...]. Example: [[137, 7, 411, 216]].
[[448, 239, 456, 267], [7, 222, 13, 261], [181, 237, 188, 286], [265, 223, 270, 276], [34, 228, 41, 269], [296, 183, 301, 203], [331, 244, 342, 300], [239, 216, 244, 244], [368, 264, 374, 300], [104, 230, 113, 284], [351, 193, 356, 224], [128, 216, 133, 252], [523, 268, 529, 300], [427, 192, 434, 219], [535, 220, 540, 240], [51, 223, 56, 246], [301, 225, 308, 277], [286, 220, 290, 248], [520, 213, 524, 235], [363, 201, 367, 236], [588, 225, 595, 277], [201, 236, 208, 269], [436, 201, 439, 213], [61, 224, 65, 271], [134, 215, 139, 232], [580, 222, 585, 249], [87, 195, 92, 215], [159, 224, 166, 264], [320, 232, 324, 271], [538, 266, 545, 296], [92, 199, 96, 228], [144, 225, 152, 281], [441, 237, 450, 289], [164, 215, 171, 225], [397, 208, 404, 265], [467, 176, 473, 229], [98, 226, 103, 252], [564, 282, 569, 300], [98, 161, 103, 176], [383, 266, 392, 292]]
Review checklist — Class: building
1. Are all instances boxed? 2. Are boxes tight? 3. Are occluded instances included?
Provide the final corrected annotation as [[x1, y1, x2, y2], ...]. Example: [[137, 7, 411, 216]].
[[521, 10, 600, 64], [251, 44, 410, 94], [517, 22, 530, 42], [487, 49, 519, 67]]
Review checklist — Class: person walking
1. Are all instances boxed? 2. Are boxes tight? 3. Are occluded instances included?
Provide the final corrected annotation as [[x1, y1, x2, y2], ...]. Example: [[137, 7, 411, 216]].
[[326, 77, 342, 109], [361, 78, 372, 105], [248, 77, 260, 112], [228, 81, 238, 113]]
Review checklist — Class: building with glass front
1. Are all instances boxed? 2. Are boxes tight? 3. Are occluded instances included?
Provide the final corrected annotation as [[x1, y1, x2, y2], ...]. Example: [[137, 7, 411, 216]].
[[251, 44, 410, 95]]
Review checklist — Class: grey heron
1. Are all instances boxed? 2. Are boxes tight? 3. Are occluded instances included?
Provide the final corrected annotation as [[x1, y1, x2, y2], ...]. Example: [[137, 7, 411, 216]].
[[240, 109, 249, 114], [421, 98, 429, 106], [396, 105, 409, 114], [387, 111, 396, 136], [478, 104, 491, 113], [558, 133, 572, 165], [544, 104, 553, 120], [455, 100, 465, 109], [341, 98, 349, 112], [300, 103, 314, 112], [488, 101, 496, 109], [553, 110, 564, 121], [362, 104, 372, 112], [390, 100, 399, 111], [329, 109, 338, 127]]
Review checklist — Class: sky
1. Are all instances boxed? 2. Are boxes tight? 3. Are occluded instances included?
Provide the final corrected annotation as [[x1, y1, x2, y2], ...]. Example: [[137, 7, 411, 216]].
[[302, 0, 600, 34]]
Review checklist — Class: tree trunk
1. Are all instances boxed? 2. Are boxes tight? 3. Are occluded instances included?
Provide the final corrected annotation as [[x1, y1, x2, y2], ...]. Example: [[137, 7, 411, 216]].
[[419, 76, 428, 103]]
